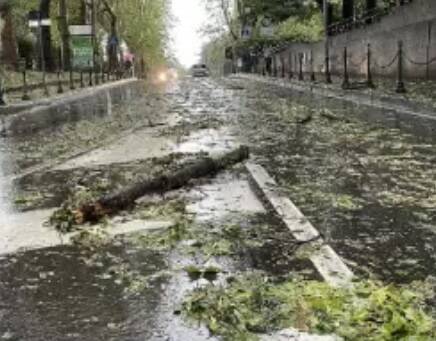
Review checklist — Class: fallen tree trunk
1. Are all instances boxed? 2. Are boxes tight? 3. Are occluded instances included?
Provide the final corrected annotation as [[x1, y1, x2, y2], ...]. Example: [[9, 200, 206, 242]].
[[75, 145, 250, 224]]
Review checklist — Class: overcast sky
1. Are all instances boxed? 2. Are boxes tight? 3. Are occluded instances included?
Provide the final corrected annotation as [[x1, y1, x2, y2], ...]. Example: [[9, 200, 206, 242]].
[[171, 0, 208, 67]]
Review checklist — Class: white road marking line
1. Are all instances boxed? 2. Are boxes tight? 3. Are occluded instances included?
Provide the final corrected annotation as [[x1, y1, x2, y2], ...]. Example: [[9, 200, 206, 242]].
[[246, 162, 354, 287]]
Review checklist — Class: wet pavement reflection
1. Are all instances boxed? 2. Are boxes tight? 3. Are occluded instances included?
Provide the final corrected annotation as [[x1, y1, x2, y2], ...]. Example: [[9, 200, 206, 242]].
[[1, 75, 436, 338]]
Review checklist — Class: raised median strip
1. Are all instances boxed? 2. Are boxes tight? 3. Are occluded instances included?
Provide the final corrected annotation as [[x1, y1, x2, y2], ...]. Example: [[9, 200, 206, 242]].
[[246, 162, 354, 287], [237, 74, 436, 124], [0, 78, 142, 136]]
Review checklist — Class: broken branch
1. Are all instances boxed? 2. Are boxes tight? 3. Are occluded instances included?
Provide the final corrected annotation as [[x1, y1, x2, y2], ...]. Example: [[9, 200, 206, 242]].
[[75, 146, 250, 224]]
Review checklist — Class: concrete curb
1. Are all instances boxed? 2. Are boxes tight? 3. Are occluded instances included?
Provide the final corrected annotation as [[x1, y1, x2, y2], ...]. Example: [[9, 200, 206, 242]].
[[246, 162, 354, 287], [238, 74, 436, 138], [239, 74, 436, 121]]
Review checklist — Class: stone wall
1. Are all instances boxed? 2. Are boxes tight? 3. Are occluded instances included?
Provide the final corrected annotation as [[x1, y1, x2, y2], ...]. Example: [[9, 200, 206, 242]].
[[266, 0, 436, 80]]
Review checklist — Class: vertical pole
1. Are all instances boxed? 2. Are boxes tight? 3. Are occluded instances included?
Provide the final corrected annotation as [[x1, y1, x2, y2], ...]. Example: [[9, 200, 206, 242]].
[[294, 54, 298, 79], [91, 0, 98, 85], [80, 71, 84, 88], [281, 56, 285, 78], [311, 50, 316, 82], [367, 43, 375, 88], [289, 52, 293, 79], [57, 48, 64, 94], [426, 44, 430, 81], [58, 0, 70, 70], [89, 69, 93, 86], [396, 40, 406, 93], [69, 68, 75, 90], [273, 55, 277, 77], [101, 58, 106, 83], [140, 57, 145, 79], [22, 67, 30, 101], [95, 64, 100, 85], [0, 77, 5, 106], [324, 0, 332, 83], [39, 18, 49, 97], [342, 46, 350, 89], [298, 53, 304, 80]]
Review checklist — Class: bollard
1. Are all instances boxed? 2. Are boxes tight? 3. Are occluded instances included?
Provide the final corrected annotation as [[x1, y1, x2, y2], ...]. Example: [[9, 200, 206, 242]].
[[69, 69, 76, 90], [22, 67, 31, 101], [80, 71, 85, 88], [57, 69, 64, 94], [289, 53, 294, 79], [366, 44, 375, 88], [101, 65, 105, 83], [294, 54, 298, 79], [342, 46, 350, 89], [0, 78, 6, 106], [88, 69, 93, 86], [140, 57, 145, 79], [95, 66, 100, 85], [396, 40, 406, 93], [281, 57, 285, 78], [426, 44, 430, 81], [42, 72, 49, 97], [57, 48, 64, 94], [19, 59, 31, 101], [272, 56, 277, 77], [325, 45, 332, 84], [310, 51, 316, 82], [298, 53, 304, 81]]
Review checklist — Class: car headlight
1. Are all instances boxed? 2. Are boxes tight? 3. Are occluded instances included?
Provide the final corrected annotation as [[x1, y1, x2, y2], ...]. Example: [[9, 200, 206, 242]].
[[158, 72, 168, 82]]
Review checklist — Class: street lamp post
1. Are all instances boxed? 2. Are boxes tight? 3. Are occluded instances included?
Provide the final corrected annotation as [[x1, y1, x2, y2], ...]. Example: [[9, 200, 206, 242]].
[[323, 0, 332, 83]]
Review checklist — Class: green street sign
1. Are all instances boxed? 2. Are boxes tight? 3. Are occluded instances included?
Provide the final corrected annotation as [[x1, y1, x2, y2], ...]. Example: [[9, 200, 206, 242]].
[[71, 35, 93, 70]]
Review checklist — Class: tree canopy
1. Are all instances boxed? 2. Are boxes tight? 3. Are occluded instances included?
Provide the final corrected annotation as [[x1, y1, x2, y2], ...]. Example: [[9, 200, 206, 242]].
[[8, 0, 170, 67]]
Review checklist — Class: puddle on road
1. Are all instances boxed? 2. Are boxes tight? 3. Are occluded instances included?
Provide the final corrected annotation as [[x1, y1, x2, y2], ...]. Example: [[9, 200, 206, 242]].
[[175, 127, 239, 156], [55, 128, 174, 170], [185, 172, 265, 221], [0, 208, 60, 256], [0, 243, 212, 341]]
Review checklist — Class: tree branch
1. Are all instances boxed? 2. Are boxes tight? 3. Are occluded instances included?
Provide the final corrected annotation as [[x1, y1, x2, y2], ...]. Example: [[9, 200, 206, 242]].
[[220, 0, 238, 41]]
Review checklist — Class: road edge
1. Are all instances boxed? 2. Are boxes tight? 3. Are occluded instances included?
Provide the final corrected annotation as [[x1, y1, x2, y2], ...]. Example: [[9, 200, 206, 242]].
[[245, 162, 354, 287]]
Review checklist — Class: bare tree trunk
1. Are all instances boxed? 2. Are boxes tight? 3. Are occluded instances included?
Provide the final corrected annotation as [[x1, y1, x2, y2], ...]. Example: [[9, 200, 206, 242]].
[[40, 0, 54, 71], [58, 0, 71, 70], [0, 5, 18, 68]]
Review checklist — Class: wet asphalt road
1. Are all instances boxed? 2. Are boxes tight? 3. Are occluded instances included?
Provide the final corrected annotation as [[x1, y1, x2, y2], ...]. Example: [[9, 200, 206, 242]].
[[0, 76, 436, 339]]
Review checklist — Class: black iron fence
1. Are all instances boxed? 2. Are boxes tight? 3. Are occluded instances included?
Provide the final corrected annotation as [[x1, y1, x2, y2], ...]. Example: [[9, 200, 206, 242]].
[[0, 59, 143, 106], [328, 0, 414, 36], [251, 39, 436, 94]]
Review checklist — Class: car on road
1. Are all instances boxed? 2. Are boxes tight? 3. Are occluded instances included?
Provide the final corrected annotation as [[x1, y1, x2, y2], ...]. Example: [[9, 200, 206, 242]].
[[191, 64, 209, 77]]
